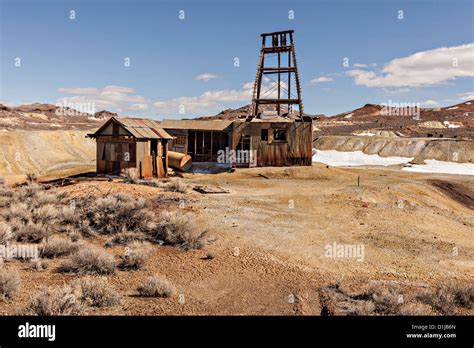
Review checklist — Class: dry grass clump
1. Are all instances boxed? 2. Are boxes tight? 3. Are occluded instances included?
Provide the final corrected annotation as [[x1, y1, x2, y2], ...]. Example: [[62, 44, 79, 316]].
[[416, 283, 473, 314], [122, 168, 139, 184], [361, 283, 403, 314], [318, 281, 473, 316], [398, 302, 436, 315], [80, 193, 154, 235], [29, 259, 49, 272], [32, 204, 58, 223], [26, 173, 38, 184], [0, 221, 12, 244], [59, 247, 116, 275], [137, 275, 175, 297], [60, 206, 77, 224], [15, 221, 50, 243], [105, 231, 147, 247], [73, 277, 120, 308], [5, 202, 30, 222], [34, 192, 59, 206], [0, 269, 21, 299], [24, 285, 83, 315], [40, 236, 80, 258], [150, 211, 209, 250], [165, 178, 187, 193], [24, 277, 120, 315], [119, 241, 153, 270]]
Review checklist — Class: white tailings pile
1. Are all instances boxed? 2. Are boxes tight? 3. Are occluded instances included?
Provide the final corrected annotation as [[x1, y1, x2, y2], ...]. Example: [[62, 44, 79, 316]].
[[312, 149, 412, 167]]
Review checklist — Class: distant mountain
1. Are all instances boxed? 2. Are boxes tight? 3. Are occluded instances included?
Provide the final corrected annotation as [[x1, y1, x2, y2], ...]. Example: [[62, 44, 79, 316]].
[[0, 103, 112, 130], [315, 100, 474, 139], [197, 104, 321, 120]]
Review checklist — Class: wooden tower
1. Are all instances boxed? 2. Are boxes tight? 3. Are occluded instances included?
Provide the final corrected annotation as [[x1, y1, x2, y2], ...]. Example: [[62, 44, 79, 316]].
[[249, 30, 304, 120]]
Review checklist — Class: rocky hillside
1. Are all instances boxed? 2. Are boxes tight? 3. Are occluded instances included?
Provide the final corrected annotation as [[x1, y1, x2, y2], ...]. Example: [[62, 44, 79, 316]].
[[0, 103, 114, 130], [314, 101, 474, 139], [314, 135, 474, 164]]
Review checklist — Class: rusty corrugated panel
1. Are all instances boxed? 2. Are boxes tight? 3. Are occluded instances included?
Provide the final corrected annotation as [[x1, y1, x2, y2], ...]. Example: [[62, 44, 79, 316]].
[[151, 127, 174, 139], [109, 117, 174, 139]]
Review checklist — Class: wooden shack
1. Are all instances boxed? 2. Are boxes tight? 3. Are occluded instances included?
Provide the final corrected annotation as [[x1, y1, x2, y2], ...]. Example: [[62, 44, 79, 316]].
[[162, 118, 312, 167], [87, 117, 174, 178], [160, 119, 233, 162]]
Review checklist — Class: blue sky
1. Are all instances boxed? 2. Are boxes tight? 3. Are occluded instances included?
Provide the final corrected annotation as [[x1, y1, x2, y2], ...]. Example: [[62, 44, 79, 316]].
[[1, 0, 473, 119]]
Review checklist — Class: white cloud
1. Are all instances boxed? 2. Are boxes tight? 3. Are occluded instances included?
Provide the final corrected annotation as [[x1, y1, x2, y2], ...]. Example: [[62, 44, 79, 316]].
[[347, 43, 474, 88], [457, 91, 474, 100], [58, 87, 98, 95], [153, 82, 253, 114], [57, 85, 148, 112], [310, 76, 334, 84], [128, 103, 149, 111], [420, 100, 439, 106], [353, 63, 368, 68], [195, 73, 218, 82]]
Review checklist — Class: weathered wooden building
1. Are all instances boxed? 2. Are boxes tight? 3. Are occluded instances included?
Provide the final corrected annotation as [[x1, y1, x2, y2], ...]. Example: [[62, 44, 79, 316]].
[[162, 118, 312, 167], [88, 117, 173, 178]]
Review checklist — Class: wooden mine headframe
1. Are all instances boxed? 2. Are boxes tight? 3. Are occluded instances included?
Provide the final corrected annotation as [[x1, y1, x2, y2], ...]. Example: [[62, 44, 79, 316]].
[[248, 30, 304, 121]]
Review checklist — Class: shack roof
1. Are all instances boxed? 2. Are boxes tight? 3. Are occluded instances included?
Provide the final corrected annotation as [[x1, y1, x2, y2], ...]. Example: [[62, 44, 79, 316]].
[[160, 119, 234, 131], [89, 117, 174, 140]]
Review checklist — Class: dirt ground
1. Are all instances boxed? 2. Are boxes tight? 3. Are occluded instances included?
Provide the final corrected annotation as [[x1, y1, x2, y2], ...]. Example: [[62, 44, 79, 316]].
[[0, 164, 472, 315]]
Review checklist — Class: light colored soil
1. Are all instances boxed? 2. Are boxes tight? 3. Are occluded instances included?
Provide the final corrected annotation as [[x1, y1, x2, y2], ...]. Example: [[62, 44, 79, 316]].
[[0, 164, 472, 315]]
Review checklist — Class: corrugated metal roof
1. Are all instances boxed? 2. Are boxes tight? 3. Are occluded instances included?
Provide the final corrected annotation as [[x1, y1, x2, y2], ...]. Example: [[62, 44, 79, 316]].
[[161, 119, 233, 131], [91, 117, 174, 139]]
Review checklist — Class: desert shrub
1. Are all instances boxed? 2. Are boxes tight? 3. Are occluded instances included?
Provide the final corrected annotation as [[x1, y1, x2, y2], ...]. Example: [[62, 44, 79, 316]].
[[106, 231, 147, 247], [352, 301, 376, 315], [119, 241, 153, 270], [59, 247, 116, 275], [450, 283, 474, 309], [29, 259, 48, 272], [138, 179, 160, 187], [68, 230, 82, 242], [0, 269, 21, 299], [137, 275, 175, 297], [73, 277, 120, 308], [122, 168, 139, 184], [398, 302, 436, 315], [417, 287, 456, 315], [24, 285, 83, 315], [165, 178, 187, 193], [60, 206, 77, 224], [32, 204, 58, 224], [80, 194, 154, 235], [15, 221, 50, 243], [417, 284, 472, 314], [40, 236, 79, 258], [5, 202, 30, 222], [26, 173, 38, 184], [15, 184, 42, 201], [150, 211, 209, 250], [362, 283, 402, 314], [0, 221, 12, 244], [34, 192, 58, 206], [0, 197, 11, 208]]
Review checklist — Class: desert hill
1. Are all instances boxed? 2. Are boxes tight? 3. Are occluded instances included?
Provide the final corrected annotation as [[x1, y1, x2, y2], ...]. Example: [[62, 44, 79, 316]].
[[0, 103, 112, 130]]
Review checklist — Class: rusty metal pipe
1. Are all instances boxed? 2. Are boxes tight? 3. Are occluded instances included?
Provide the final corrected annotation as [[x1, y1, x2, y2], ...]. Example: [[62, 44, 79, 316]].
[[168, 151, 192, 172]]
